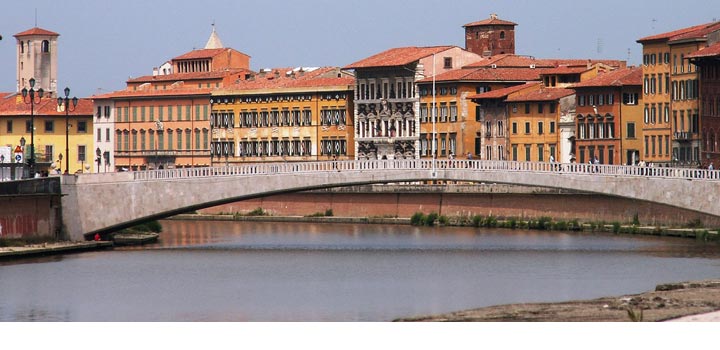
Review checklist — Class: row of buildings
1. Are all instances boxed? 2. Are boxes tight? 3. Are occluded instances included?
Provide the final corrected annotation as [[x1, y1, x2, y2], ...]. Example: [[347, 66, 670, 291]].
[[2, 15, 720, 175]]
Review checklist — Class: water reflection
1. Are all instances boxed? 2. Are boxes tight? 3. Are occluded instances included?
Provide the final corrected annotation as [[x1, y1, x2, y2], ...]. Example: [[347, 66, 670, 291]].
[[1, 219, 719, 321]]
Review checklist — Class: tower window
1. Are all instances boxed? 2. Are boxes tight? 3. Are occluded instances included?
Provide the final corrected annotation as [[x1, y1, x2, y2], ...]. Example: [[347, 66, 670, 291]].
[[41, 40, 50, 53], [500, 31, 506, 39]]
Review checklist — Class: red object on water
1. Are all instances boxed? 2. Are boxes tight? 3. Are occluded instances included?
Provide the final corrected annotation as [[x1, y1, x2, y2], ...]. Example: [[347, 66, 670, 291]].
[[94, 233, 101, 241]]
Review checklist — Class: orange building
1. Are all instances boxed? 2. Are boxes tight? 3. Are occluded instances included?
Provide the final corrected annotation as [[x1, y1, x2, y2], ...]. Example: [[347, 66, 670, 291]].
[[210, 67, 355, 163], [637, 22, 720, 166], [92, 27, 252, 171], [573, 67, 643, 165], [505, 85, 574, 162]]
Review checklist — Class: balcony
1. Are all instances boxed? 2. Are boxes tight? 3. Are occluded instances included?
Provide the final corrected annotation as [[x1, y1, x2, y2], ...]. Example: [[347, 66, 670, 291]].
[[674, 131, 691, 141]]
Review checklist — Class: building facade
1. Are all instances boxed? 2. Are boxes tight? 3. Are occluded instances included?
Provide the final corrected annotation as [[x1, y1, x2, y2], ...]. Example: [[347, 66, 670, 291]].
[[1, 27, 94, 176], [209, 67, 355, 164], [637, 23, 720, 166], [92, 27, 252, 171], [573, 67, 643, 165], [689, 33, 720, 167], [345, 46, 483, 160]]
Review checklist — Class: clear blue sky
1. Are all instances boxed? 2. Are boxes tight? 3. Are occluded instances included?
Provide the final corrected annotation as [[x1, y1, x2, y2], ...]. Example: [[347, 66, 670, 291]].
[[1, 0, 718, 97]]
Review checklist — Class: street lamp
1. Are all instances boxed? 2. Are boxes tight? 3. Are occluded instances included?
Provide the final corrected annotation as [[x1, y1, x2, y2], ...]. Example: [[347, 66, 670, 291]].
[[58, 87, 78, 174], [96, 147, 102, 173], [21, 77, 44, 176]]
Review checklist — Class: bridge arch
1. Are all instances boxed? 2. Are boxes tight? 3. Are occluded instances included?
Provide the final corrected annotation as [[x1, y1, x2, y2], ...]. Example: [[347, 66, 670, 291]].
[[60, 160, 720, 240]]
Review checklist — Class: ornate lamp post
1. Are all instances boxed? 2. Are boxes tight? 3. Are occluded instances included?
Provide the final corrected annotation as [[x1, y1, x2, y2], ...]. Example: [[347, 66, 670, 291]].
[[57, 87, 78, 174], [21, 78, 44, 176]]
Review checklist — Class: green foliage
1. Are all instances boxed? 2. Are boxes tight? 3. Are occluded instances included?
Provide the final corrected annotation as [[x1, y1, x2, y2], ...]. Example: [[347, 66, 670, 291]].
[[324, 209, 334, 217], [438, 215, 450, 226], [612, 222, 621, 234], [472, 215, 483, 227], [247, 207, 267, 216], [485, 215, 498, 228], [425, 212, 439, 226], [411, 212, 425, 226], [632, 213, 640, 226], [552, 220, 567, 231]]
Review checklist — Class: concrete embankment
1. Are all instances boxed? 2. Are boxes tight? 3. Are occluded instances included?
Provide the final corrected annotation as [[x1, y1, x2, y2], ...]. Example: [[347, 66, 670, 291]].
[[0, 241, 113, 260]]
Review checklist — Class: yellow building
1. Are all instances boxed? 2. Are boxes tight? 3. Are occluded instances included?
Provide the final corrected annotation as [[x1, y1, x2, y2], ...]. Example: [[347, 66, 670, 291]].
[[210, 67, 355, 163], [0, 95, 94, 174]]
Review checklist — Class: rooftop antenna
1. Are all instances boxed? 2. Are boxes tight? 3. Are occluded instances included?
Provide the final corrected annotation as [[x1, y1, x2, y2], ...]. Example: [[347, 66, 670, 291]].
[[35, 8, 38, 27], [652, 18, 657, 30]]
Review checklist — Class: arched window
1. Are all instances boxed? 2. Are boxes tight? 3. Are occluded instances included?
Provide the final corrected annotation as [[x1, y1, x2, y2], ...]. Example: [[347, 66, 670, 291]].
[[41, 40, 50, 53], [20, 41, 25, 53], [500, 31, 506, 39]]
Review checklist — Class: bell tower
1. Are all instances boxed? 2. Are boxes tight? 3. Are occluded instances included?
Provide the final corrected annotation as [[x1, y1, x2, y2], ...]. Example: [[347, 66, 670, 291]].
[[463, 14, 517, 57], [14, 27, 59, 96]]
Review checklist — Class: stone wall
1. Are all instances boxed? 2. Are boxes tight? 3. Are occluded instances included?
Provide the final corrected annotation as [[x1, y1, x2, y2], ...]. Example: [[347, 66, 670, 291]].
[[0, 178, 63, 239], [200, 184, 720, 227]]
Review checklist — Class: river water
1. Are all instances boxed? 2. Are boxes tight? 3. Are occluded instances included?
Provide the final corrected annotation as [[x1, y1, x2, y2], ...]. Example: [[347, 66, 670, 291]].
[[1, 220, 720, 321]]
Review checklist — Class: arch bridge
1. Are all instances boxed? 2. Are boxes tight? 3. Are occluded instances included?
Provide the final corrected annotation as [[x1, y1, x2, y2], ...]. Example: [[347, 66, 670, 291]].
[[59, 160, 720, 240]]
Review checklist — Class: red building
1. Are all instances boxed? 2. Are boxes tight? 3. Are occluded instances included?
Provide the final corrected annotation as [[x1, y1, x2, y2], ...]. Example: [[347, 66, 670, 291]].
[[689, 38, 720, 167]]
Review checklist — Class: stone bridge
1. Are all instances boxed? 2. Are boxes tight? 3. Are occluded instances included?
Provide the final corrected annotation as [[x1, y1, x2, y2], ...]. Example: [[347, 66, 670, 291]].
[[59, 159, 720, 240]]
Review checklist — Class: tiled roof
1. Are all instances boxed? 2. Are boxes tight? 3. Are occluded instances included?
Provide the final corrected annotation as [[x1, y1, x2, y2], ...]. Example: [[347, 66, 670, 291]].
[[344, 46, 456, 69], [541, 66, 591, 75], [468, 82, 541, 100], [220, 67, 354, 93], [572, 67, 642, 88], [670, 22, 720, 43], [687, 42, 720, 59], [92, 88, 213, 100], [463, 55, 625, 70], [637, 23, 713, 43], [418, 67, 545, 83], [505, 87, 575, 102], [14, 27, 60, 37], [173, 48, 245, 60], [127, 68, 251, 83], [463, 15, 517, 27], [0, 94, 93, 115]]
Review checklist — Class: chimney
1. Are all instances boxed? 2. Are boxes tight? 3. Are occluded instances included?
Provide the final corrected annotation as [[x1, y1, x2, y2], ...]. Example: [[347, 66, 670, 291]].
[[490, 13, 498, 20]]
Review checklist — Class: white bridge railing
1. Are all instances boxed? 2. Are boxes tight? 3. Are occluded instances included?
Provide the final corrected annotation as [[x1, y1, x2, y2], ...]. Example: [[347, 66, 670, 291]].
[[129, 160, 720, 182]]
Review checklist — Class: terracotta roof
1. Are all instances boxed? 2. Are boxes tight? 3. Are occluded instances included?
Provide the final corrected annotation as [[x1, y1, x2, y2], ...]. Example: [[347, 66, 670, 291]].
[[0, 94, 93, 115], [14, 27, 60, 37], [418, 67, 545, 83], [127, 68, 251, 83], [344, 46, 456, 69], [687, 42, 720, 59], [172, 48, 246, 61], [505, 87, 575, 102], [463, 55, 625, 70], [463, 15, 517, 27], [637, 23, 713, 43], [220, 67, 354, 92], [572, 67, 643, 88], [92, 88, 213, 100], [541, 66, 591, 75], [468, 82, 541, 100], [670, 22, 720, 43]]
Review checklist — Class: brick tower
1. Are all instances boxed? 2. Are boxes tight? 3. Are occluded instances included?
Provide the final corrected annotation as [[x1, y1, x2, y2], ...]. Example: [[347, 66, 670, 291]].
[[463, 14, 517, 57]]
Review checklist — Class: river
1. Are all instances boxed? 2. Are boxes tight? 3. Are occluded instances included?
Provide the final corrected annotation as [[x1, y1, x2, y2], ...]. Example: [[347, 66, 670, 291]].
[[1, 220, 719, 321]]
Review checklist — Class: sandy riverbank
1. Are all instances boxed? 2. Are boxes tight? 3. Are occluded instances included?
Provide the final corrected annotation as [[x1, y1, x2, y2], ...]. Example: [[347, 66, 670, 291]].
[[396, 280, 720, 322]]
